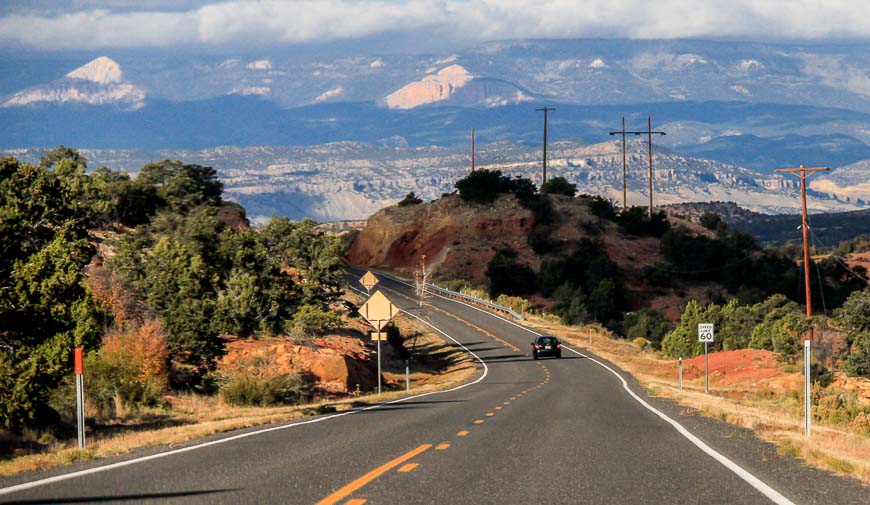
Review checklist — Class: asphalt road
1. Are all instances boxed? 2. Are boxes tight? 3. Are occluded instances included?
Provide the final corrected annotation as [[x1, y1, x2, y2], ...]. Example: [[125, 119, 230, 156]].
[[1, 270, 867, 504]]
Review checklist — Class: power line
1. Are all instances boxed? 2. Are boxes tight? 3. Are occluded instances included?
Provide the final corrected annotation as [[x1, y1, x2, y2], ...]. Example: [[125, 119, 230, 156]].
[[608, 115, 665, 217]]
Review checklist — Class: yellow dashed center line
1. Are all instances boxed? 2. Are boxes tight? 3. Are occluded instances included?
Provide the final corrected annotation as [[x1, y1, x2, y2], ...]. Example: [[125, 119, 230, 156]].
[[397, 463, 420, 473], [495, 406, 502, 410], [436, 442, 450, 450], [457, 430, 469, 437], [473, 419, 485, 424], [315, 444, 431, 505], [485, 412, 494, 417], [345, 499, 367, 505]]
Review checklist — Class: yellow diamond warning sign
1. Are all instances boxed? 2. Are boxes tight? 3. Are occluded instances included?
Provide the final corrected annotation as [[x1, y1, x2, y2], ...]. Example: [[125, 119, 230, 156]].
[[359, 271, 379, 291], [359, 290, 396, 330]]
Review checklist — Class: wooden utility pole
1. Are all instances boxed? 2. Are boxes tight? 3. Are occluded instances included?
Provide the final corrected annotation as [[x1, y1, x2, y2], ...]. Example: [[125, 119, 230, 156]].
[[608, 116, 629, 210], [608, 115, 665, 216], [471, 128, 475, 172], [774, 165, 831, 339], [536, 107, 556, 188]]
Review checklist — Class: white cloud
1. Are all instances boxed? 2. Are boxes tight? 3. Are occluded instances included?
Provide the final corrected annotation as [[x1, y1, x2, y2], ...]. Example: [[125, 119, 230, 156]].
[[1, 0, 869, 50]]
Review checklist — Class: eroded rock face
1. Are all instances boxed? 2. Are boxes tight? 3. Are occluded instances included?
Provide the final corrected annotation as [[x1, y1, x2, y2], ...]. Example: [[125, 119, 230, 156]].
[[346, 194, 535, 283], [220, 334, 378, 394]]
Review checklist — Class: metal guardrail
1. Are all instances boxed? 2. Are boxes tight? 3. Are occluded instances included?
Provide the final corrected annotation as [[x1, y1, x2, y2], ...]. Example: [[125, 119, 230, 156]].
[[425, 282, 525, 321]]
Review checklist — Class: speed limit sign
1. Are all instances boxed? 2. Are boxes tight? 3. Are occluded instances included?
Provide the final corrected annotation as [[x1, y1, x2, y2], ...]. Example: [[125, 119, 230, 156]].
[[698, 323, 714, 343]]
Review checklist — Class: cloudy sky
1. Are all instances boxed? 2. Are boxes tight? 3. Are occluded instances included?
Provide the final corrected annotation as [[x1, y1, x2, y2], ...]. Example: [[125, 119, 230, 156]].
[[1, 0, 868, 52]]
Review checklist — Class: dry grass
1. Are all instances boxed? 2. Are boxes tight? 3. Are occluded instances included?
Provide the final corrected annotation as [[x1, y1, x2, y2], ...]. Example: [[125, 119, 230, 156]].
[[525, 314, 870, 483], [0, 313, 478, 478]]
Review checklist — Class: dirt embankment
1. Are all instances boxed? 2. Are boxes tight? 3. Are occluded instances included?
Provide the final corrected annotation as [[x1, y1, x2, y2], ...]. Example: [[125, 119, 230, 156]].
[[347, 194, 536, 284]]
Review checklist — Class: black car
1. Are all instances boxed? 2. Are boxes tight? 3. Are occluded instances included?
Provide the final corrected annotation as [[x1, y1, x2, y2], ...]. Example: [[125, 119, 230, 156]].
[[532, 335, 562, 359]]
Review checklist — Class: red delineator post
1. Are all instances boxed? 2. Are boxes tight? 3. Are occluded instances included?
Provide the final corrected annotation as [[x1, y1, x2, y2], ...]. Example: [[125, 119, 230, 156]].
[[74, 347, 85, 448], [74, 347, 83, 375]]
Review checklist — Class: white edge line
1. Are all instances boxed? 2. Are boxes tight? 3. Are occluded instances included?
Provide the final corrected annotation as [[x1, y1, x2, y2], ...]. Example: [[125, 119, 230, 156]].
[[0, 286, 488, 498], [375, 271, 796, 505]]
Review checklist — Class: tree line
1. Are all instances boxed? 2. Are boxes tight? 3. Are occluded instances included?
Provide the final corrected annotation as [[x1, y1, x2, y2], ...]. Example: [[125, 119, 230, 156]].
[[0, 147, 345, 432]]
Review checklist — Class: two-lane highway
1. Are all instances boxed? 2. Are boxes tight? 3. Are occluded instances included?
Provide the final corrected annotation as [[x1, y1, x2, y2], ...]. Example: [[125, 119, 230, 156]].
[[1, 271, 867, 504]]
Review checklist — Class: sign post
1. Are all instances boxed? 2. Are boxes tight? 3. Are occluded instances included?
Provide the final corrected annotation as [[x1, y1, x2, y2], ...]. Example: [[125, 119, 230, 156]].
[[698, 323, 714, 394], [74, 347, 85, 449], [805, 339, 811, 436], [405, 360, 410, 392], [360, 290, 397, 395]]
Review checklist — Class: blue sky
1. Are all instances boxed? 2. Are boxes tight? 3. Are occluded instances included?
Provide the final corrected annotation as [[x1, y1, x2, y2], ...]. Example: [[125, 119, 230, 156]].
[[1, 1, 868, 52]]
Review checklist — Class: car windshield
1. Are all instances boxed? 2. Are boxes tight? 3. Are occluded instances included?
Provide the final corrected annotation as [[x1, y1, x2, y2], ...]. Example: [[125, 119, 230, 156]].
[[538, 337, 556, 345]]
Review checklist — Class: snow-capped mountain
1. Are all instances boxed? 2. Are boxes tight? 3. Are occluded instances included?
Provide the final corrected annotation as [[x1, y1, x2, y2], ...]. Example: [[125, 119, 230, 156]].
[[2, 56, 146, 110]]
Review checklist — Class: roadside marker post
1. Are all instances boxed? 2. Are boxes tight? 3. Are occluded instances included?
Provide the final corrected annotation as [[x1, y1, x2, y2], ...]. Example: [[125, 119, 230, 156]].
[[678, 357, 683, 391], [74, 347, 85, 449], [805, 339, 811, 436], [405, 360, 410, 392], [698, 323, 714, 394]]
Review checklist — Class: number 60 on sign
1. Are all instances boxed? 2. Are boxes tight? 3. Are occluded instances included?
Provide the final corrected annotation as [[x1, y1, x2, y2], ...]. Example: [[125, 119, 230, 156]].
[[698, 323, 714, 343]]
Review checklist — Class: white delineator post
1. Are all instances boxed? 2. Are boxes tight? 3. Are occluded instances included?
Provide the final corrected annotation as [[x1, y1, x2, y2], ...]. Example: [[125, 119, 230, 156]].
[[377, 320, 382, 395], [805, 339, 811, 436], [405, 360, 410, 392], [74, 347, 85, 449], [678, 357, 683, 392]]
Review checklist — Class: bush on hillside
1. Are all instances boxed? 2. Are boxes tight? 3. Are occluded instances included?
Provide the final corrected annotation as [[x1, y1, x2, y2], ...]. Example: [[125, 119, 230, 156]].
[[541, 177, 577, 197], [584, 195, 618, 220], [397, 192, 423, 206], [485, 248, 538, 297], [289, 305, 342, 340], [699, 212, 726, 234], [454, 170, 517, 204], [616, 207, 670, 237]]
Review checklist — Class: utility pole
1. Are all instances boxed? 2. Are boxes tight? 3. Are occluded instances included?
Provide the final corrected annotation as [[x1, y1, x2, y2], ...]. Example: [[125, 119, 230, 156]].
[[471, 128, 475, 172], [775, 164, 830, 437], [608, 115, 665, 217], [773, 165, 831, 338], [608, 116, 629, 210], [536, 107, 556, 188]]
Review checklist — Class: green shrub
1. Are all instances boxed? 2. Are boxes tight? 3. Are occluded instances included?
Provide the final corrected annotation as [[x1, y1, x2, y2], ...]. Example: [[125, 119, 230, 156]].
[[632, 337, 650, 351], [641, 262, 673, 288], [528, 226, 561, 254], [397, 192, 423, 206], [843, 332, 870, 377], [485, 248, 537, 297], [541, 177, 577, 196], [454, 170, 517, 204], [579, 194, 617, 220], [290, 305, 342, 339], [221, 373, 305, 407], [624, 309, 672, 345], [616, 207, 670, 237], [812, 386, 870, 427]]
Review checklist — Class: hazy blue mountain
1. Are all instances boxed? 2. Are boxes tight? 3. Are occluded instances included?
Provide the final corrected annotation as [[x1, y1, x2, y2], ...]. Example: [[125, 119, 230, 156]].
[[679, 134, 870, 173]]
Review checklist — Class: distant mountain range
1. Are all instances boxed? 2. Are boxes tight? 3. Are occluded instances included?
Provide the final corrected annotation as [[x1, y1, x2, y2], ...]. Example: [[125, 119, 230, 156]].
[[1, 38, 869, 219], [4, 140, 866, 223]]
